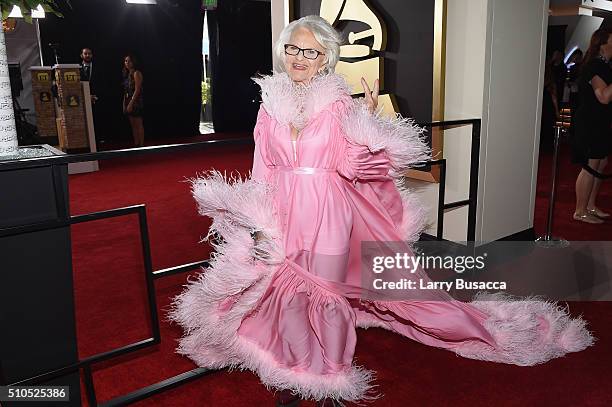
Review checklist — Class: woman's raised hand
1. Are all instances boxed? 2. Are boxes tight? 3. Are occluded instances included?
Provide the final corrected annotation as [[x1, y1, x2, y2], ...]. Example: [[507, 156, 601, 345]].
[[361, 77, 379, 114]]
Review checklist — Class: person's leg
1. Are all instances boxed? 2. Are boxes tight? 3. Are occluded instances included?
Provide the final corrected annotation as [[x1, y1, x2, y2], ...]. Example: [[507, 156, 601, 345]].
[[587, 157, 609, 217], [136, 117, 145, 146], [92, 106, 104, 149], [574, 158, 603, 223], [128, 116, 138, 146]]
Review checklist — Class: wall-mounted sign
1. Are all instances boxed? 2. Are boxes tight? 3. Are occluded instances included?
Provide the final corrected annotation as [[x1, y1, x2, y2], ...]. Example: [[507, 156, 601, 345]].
[[40, 92, 51, 102], [318, 0, 397, 118], [36, 72, 50, 82], [67, 95, 80, 107], [64, 72, 79, 82], [202, 0, 217, 10], [581, 0, 612, 12]]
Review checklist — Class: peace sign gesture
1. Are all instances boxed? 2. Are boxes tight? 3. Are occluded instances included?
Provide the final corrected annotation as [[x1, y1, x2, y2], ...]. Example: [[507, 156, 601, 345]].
[[361, 77, 379, 114]]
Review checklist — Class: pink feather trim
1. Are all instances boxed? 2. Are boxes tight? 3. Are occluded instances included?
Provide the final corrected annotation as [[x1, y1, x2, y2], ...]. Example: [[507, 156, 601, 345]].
[[189, 170, 284, 263], [454, 292, 595, 365], [253, 72, 351, 127], [342, 101, 431, 177], [395, 180, 429, 243]]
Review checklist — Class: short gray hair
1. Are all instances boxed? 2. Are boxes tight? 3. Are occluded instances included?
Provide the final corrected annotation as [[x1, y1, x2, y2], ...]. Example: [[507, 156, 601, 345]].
[[274, 15, 342, 74]]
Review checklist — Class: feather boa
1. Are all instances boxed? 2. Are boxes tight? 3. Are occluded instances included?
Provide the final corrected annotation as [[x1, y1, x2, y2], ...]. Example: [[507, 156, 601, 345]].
[[253, 72, 351, 127], [189, 171, 283, 262]]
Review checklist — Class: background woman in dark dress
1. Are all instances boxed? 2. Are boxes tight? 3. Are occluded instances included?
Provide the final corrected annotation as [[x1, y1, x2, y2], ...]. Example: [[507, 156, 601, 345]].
[[123, 54, 145, 147], [573, 28, 612, 224]]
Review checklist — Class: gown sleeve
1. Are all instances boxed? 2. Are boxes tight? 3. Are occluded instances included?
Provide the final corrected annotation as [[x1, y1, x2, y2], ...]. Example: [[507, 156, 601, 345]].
[[337, 139, 391, 181], [339, 99, 431, 179], [187, 105, 281, 261], [337, 99, 431, 242], [252, 105, 273, 181]]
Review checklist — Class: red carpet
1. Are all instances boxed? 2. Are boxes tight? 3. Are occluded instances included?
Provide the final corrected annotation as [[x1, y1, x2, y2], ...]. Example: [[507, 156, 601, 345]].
[[534, 143, 612, 240], [68, 137, 611, 406]]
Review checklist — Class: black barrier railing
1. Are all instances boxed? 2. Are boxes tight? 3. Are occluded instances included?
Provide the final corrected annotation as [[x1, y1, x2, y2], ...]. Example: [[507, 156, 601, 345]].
[[0, 138, 253, 171], [0, 117, 481, 405], [2, 204, 214, 406], [153, 260, 209, 279], [536, 125, 567, 247], [412, 118, 481, 240]]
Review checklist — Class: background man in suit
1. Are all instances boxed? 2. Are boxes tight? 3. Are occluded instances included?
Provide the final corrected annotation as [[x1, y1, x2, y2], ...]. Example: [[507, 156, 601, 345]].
[[80, 48, 97, 101], [80, 47, 103, 146]]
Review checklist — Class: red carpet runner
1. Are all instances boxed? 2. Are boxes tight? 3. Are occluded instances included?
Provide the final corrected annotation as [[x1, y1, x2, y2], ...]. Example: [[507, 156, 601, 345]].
[[68, 139, 611, 406]]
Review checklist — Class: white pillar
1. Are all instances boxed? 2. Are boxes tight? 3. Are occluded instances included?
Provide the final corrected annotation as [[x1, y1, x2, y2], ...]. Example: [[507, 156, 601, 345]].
[[418, 0, 550, 242], [437, 0, 491, 242], [270, 0, 290, 71], [476, 0, 550, 242]]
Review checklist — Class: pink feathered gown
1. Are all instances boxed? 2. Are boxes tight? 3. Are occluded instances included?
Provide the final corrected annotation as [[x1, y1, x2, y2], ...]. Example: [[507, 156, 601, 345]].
[[170, 73, 593, 403]]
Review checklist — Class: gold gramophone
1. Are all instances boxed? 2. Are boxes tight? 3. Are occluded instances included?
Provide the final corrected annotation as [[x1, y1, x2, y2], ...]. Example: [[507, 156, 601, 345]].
[[320, 0, 397, 117]]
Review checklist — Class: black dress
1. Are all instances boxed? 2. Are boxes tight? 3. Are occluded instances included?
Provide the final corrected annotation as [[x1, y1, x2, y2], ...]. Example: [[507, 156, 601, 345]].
[[571, 57, 612, 162], [123, 72, 144, 117]]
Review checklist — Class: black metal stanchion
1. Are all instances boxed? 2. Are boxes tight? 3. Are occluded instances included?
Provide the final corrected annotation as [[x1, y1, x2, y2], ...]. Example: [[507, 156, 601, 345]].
[[536, 124, 569, 248]]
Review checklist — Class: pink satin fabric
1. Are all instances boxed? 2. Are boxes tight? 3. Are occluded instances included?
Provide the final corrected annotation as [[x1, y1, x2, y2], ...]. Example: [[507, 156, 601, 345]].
[[237, 102, 497, 376]]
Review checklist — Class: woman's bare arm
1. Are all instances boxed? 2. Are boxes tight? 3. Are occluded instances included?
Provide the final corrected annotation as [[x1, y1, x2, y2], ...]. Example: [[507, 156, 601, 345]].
[[592, 75, 612, 104], [132, 71, 143, 101]]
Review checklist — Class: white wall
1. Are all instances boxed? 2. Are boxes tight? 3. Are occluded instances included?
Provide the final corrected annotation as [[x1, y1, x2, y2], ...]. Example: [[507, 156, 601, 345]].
[[569, 16, 605, 53], [477, 0, 549, 241], [581, 0, 612, 12], [416, 0, 549, 242], [270, 0, 290, 70], [440, 0, 490, 241]]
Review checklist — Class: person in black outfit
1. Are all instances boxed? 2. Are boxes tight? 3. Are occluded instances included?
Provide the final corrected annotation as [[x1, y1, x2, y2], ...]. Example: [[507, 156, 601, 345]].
[[122, 54, 145, 147], [572, 28, 612, 224], [79, 48, 98, 102], [80, 48, 92, 79], [80, 47, 104, 147]]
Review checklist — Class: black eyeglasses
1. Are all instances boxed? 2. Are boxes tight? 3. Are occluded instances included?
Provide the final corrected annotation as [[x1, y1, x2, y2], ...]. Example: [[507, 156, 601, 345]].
[[284, 44, 325, 60]]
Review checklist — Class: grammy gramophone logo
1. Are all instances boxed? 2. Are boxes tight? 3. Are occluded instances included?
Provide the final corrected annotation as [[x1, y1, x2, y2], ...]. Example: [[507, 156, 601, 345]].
[[319, 0, 398, 117]]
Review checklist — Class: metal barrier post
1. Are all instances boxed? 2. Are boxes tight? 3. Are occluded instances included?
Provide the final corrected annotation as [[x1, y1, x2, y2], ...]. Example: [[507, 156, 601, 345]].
[[536, 125, 569, 248]]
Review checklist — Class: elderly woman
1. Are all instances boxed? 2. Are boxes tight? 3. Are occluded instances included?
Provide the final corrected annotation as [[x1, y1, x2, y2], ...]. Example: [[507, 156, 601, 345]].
[[171, 16, 593, 406]]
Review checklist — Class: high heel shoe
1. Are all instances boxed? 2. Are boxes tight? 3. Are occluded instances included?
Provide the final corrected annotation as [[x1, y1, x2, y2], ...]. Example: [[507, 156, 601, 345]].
[[573, 212, 604, 224], [587, 207, 610, 219], [275, 389, 301, 407]]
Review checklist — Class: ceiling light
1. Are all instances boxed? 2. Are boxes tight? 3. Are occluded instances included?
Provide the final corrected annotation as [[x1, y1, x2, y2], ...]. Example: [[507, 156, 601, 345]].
[[126, 0, 158, 4], [564, 45, 579, 66], [8, 5, 46, 19]]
